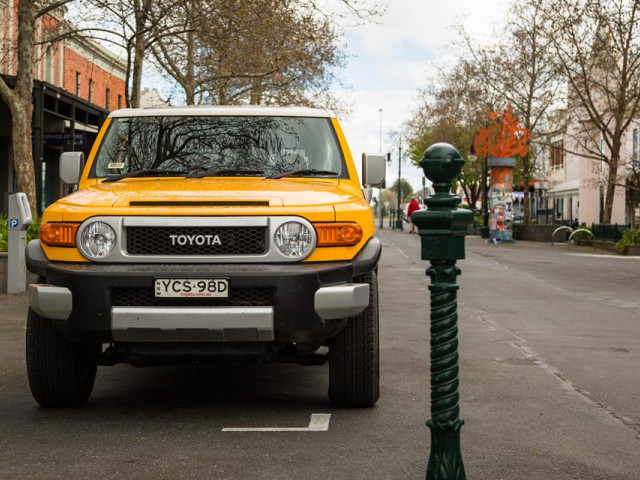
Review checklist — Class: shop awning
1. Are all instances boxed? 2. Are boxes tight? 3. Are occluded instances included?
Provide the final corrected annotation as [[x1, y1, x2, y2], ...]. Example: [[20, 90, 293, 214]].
[[548, 179, 580, 194]]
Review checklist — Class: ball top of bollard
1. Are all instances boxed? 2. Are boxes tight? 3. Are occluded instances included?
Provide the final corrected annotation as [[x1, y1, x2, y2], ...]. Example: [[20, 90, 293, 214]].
[[419, 143, 465, 185]]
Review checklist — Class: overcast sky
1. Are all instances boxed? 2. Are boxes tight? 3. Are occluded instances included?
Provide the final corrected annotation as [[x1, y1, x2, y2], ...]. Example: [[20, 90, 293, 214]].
[[136, 0, 511, 193], [336, 0, 510, 192]]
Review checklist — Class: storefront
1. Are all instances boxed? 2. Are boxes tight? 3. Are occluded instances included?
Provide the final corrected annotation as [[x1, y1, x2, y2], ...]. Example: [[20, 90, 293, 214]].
[[1, 75, 109, 215]]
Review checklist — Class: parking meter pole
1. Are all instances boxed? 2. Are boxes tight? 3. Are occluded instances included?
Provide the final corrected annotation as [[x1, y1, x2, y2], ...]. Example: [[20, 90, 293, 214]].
[[411, 143, 472, 480], [7, 193, 33, 294]]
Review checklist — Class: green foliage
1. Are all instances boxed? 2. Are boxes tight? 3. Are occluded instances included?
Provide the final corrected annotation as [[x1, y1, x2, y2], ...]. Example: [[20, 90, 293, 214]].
[[570, 224, 592, 242], [27, 216, 41, 243], [0, 215, 40, 252], [617, 228, 640, 250], [380, 189, 398, 208], [0, 216, 7, 252], [389, 178, 413, 199]]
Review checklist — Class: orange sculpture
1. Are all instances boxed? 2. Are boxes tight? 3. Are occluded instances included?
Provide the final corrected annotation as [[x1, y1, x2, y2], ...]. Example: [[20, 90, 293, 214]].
[[474, 105, 530, 159]]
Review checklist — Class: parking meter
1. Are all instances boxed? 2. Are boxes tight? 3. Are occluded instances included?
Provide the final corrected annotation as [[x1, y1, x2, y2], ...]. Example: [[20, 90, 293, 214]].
[[7, 193, 33, 294]]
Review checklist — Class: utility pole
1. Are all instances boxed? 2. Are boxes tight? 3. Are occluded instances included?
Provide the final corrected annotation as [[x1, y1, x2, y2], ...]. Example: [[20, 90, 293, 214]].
[[396, 136, 403, 230], [379, 108, 384, 230], [379, 108, 383, 152]]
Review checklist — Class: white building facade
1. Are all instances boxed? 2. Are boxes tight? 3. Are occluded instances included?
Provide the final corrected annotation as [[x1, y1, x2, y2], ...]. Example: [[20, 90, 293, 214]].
[[546, 123, 639, 227]]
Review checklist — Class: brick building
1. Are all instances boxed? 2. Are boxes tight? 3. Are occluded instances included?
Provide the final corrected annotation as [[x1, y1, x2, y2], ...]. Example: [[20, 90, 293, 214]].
[[0, 1, 126, 214]]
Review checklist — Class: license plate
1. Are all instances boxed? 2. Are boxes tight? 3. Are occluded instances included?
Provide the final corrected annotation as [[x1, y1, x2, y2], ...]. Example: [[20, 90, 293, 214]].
[[154, 278, 229, 298]]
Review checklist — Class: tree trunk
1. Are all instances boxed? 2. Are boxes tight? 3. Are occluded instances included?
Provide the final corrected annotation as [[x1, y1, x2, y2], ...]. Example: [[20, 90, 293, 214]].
[[11, 104, 37, 214], [185, 29, 195, 105], [124, 39, 133, 107], [129, 0, 148, 109], [6, 0, 38, 214], [250, 78, 262, 105], [603, 157, 619, 224], [129, 33, 145, 108], [218, 87, 227, 105], [522, 151, 531, 224]]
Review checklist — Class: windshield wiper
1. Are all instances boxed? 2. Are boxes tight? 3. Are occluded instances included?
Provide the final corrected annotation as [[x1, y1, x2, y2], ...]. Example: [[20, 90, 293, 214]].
[[265, 169, 339, 180], [187, 169, 265, 178], [102, 169, 188, 183]]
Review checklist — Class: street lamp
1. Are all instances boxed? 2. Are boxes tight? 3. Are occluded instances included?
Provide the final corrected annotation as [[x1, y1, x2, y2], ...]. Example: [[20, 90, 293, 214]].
[[379, 108, 384, 230], [379, 108, 383, 152], [396, 136, 403, 230]]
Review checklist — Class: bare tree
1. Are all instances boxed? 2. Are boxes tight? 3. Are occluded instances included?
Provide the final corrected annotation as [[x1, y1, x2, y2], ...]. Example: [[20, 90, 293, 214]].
[[149, 0, 381, 108], [460, 0, 561, 223], [0, 0, 72, 214], [540, 0, 640, 223], [78, 0, 183, 107], [405, 60, 498, 209]]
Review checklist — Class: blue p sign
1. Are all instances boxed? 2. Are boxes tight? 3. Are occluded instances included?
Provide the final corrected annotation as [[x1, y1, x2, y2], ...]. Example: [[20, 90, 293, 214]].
[[9, 218, 19, 229]]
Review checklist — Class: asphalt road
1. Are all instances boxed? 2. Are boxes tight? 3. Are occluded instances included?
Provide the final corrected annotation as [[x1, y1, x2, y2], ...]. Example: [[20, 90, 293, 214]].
[[1, 230, 639, 479]]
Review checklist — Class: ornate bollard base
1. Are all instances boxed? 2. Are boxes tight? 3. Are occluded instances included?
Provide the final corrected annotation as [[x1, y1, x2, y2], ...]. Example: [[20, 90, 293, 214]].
[[426, 420, 466, 480]]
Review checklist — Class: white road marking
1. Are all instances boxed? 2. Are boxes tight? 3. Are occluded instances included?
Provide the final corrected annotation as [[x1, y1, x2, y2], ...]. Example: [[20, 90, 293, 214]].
[[222, 413, 331, 432], [567, 253, 640, 259]]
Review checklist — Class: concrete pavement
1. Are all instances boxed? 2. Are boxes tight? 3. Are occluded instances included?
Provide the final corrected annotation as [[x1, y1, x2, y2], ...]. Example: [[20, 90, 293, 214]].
[[0, 230, 639, 479]]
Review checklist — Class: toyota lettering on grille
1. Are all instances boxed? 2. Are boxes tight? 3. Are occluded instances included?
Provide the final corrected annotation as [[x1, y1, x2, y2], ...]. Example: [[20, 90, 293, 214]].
[[169, 234, 222, 246]]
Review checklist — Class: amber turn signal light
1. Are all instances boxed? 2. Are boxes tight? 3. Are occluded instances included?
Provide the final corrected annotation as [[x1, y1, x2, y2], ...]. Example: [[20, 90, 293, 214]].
[[40, 223, 79, 247], [314, 223, 363, 247]]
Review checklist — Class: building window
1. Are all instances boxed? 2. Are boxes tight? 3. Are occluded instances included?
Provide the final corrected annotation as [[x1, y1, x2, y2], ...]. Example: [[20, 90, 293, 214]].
[[88, 80, 93, 102], [550, 141, 564, 169], [75, 72, 81, 96], [105, 88, 110, 110], [633, 128, 638, 161], [117, 94, 122, 109]]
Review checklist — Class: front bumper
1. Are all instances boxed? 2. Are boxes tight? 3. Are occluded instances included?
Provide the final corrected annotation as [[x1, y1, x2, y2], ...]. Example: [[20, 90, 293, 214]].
[[26, 237, 381, 344]]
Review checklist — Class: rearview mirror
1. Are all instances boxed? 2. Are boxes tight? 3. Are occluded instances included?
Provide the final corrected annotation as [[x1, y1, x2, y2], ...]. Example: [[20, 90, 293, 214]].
[[361, 153, 386, 187], [60, 152, 85, 185]]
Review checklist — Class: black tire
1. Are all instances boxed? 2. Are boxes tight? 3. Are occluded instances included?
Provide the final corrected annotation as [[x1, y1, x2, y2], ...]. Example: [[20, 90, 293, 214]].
[[26, 308, 97, 407], [328, 270, 380, 408]]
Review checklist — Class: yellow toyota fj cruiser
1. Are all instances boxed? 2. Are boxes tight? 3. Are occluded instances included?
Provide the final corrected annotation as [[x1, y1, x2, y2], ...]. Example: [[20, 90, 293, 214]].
[[25, 106, 386, 408]]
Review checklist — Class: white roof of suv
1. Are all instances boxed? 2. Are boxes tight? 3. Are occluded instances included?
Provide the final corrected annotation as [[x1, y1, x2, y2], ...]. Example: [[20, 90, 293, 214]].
[[109, 105, 336, 118]]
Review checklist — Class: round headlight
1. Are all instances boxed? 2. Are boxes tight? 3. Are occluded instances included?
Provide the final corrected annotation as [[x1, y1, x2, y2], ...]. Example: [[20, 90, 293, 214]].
[[274, 221, 314, 259], [80, 221, 117, 259]]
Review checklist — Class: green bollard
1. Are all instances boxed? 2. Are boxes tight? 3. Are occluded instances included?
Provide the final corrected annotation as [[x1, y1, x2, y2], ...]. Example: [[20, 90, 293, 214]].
[[411, 143, 472, 480]]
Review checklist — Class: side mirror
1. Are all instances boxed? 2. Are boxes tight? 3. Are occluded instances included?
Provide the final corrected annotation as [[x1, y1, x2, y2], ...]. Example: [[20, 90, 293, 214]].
[[361, 153, 386, 187], [362, 153, 386, 204], [60, 151, 85, 185]]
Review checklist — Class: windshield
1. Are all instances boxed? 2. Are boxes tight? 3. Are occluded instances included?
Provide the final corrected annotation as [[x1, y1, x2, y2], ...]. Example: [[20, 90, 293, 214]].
[[90, 116, 346, 179]]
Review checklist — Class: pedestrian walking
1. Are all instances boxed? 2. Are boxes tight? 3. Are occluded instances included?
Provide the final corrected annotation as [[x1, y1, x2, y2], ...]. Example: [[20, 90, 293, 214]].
[[407, 196, 420, 233]]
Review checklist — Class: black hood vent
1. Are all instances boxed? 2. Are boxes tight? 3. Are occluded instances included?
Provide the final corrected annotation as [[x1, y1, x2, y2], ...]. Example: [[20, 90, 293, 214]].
[[129, 200, 269, 207]]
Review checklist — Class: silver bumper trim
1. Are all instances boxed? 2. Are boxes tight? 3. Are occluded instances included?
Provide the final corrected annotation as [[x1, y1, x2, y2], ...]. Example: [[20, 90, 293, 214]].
[[314, 283, 370, 320], [28, 284, 73, 320], [111, 306, 274, 342]]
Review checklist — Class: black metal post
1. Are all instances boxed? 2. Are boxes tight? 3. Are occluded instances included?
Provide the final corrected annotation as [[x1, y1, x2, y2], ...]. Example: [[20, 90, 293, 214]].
[[481, 155, 489, 238]]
